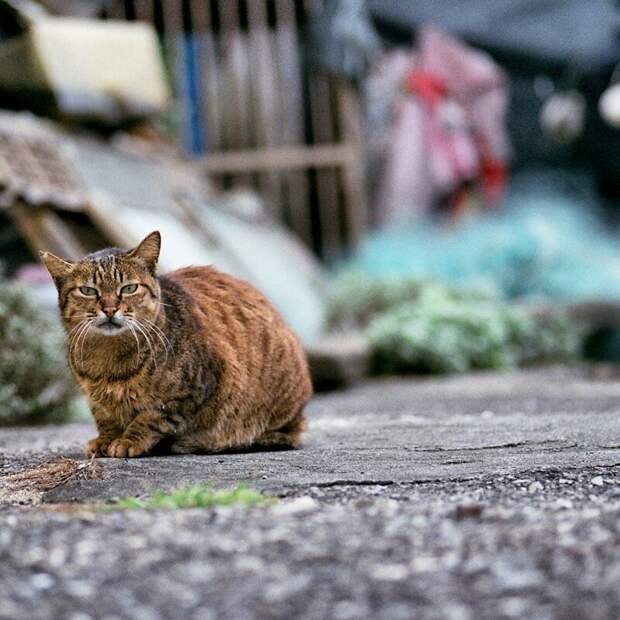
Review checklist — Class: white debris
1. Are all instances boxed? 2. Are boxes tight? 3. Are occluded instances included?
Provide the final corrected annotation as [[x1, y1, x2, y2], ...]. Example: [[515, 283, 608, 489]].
[[528, 481, 543, 494], [271, 496, 319, 516]]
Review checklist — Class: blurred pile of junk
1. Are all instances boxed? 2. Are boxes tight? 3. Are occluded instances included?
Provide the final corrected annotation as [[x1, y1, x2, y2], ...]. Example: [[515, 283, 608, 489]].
[[319, 0, 620, 367], [364, 26, 509, 224], [366, 0, 620, 207], [0, 0, 326, 350], [357, 0, 620, 226], [6, 0, 620, 389]]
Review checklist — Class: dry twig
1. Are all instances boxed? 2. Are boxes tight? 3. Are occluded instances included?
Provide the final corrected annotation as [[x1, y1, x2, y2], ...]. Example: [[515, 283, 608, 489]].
[[0, 457, 103, 493]]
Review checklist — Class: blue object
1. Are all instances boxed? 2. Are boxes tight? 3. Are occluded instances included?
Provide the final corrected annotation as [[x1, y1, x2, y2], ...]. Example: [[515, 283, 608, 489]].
[[346, 195, 620, 302], [178, 33, 206, 154]]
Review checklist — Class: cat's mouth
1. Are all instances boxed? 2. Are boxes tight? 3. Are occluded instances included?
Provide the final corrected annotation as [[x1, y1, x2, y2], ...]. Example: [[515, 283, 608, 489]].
[[95, 316, 127, 335]]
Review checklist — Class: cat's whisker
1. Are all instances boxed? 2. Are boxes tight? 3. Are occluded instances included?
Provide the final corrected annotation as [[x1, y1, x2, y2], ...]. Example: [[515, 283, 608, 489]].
[[147, 324, 172, 363], [136, 325, 167, 363], [68, 319, 93, 368], [68, 319, 90, 352], [128, 319, 156, 365], [132, 314, 171, 349], [139, 316, 169, 339], [67, 315, 96, 332], [78, 320, 95, 368], [66, 315, 94, 324], [137, 318, 172, 357], [66, 316, 98, 353], [67, 321, 86, 342], [126, 320, 142, 362]]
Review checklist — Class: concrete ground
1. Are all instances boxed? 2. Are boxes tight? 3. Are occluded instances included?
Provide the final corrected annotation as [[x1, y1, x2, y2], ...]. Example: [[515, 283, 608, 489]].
[[1, 365, 620, 620]]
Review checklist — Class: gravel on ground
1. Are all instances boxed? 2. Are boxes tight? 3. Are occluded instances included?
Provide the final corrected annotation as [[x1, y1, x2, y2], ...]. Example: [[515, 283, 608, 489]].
[[1, 365, 620, 620]]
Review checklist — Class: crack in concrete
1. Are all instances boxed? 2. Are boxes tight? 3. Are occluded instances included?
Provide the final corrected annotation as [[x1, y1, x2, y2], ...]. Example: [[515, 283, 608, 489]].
[[408, 440, 574, 453]]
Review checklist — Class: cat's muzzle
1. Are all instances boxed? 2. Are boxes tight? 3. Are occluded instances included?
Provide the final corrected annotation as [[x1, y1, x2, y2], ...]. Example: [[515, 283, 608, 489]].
[[95, 315, 127, 335]]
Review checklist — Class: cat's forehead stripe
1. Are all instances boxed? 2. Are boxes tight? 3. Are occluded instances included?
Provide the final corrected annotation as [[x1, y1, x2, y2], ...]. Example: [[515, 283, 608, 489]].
[[87, 255, 124, 287]]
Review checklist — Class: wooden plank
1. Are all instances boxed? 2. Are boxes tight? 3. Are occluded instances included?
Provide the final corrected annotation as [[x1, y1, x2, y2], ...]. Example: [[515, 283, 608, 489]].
[[11, 203, 87, 260], [303, 0, 342, 260], [274, 0, 311, 245], [105, 0, 127, 20], [218, 1, 249, 148], [162, 0, 183, 34], [274, 0, 304, 145], [109, 0, 356, 259], [134, 0, 154, 22], [308, 75, 342, 261], [160, 1, 184, 73], [161, 0, 184, 148], [247, 0, 283, 218], [336, 80, 368, 251], [217, 1, 252, 185], [82, 192, 135, 250], [198, 144, 355, 174]]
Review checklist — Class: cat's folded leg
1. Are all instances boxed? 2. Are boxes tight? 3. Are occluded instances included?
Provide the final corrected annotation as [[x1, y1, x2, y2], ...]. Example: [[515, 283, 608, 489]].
[[84, 411, 124, 458], [107, 408, 182, 458]]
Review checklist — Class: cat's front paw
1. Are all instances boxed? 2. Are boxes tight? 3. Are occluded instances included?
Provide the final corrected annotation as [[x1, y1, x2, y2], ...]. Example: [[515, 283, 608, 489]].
[[84, 436, 115, 458], [107, 438, 149, 458]]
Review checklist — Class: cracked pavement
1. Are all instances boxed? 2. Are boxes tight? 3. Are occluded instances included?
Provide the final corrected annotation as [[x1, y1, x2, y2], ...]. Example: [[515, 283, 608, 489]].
[[2, 365, 620, 619]]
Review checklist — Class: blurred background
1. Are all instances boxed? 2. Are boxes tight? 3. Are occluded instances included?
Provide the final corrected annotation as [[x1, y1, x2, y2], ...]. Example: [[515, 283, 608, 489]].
[[3, 0, 620, 423]]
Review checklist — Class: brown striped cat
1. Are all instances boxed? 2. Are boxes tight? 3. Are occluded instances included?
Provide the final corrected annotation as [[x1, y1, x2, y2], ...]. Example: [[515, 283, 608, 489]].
[[40, 231, 312, 458]]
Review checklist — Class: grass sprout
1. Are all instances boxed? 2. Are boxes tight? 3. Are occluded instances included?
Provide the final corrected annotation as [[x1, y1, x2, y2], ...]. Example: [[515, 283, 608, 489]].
[[110, 484, 271, 510]]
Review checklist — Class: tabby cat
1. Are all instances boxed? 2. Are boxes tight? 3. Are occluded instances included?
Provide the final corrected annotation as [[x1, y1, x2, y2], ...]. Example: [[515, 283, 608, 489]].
[[41, 231, 312, 458]]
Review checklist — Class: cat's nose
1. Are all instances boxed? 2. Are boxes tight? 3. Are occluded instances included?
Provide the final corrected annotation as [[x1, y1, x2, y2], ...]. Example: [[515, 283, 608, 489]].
[[103, 306, 118, 318]]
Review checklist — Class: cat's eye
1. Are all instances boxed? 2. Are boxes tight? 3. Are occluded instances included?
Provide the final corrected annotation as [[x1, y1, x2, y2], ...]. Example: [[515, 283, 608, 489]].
[[79, 286, 98, 296], [120, 284, 139, 295]]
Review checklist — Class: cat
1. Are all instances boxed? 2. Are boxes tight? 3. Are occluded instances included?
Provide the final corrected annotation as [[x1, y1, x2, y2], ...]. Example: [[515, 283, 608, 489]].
[[40, 231, 312, 458]]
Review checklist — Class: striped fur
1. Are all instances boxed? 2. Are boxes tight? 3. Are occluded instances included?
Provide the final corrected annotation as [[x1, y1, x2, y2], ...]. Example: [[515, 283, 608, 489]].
[[41, 231, 312, 458]]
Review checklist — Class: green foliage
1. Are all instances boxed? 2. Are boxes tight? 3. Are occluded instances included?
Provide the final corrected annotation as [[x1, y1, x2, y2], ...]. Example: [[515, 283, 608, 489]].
[[328, 272, 582, 374], [326, 271, 424, 331], [111, 485, 272, 510], [0, 275, 76, 425], [369, 298, 580, 374], [326, 270, 492, 331]]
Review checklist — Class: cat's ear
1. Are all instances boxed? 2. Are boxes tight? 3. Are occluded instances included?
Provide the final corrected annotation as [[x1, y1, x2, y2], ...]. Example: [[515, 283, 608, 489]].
[[39, 251, 75, 284], [127, 231, 161, 268]]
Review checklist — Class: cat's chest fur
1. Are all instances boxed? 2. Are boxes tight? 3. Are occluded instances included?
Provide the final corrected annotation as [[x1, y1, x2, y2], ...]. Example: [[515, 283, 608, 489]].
[[80, 370, 160, 423]]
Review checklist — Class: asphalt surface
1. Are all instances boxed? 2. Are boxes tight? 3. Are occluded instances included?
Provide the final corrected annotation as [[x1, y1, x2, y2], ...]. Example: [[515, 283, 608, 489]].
[[2, 365, 620, 620]]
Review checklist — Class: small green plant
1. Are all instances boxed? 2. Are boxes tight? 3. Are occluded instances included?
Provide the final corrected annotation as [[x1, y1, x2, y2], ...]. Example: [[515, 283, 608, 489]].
[[327, 271, 582, 374], [326, 270, 492, 331], [326, 271, 425, 331], [111, 484, 272, 510], [368, 296, 581, 374], [0, 273, 78, 425]]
